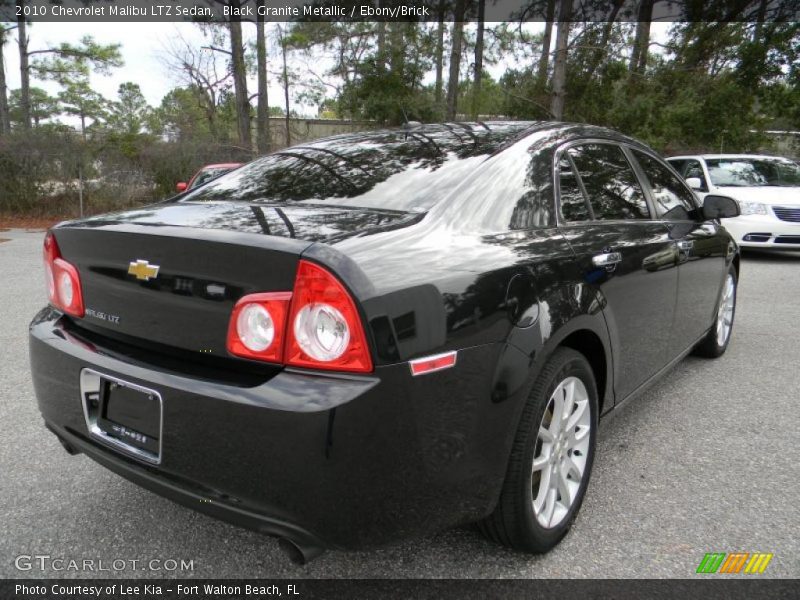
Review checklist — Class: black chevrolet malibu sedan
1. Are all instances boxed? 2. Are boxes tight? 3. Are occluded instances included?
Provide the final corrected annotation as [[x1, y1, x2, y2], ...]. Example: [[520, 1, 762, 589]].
[[30, 122, 741, 563]]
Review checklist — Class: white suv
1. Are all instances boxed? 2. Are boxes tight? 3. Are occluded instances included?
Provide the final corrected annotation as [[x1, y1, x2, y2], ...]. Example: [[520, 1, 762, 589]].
[[668, 154, 800, 250]]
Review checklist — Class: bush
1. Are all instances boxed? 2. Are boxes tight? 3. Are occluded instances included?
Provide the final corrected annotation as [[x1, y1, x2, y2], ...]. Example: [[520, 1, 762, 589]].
[[0, 128, 253, 218]]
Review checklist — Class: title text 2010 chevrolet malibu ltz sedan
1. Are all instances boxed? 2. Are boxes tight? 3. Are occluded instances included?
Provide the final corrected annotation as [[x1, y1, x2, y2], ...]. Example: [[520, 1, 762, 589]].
[[30, 122, 742, 563]]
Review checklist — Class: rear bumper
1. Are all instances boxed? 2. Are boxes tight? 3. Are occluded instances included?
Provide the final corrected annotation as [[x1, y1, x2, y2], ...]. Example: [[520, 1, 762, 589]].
[[29, 308, 526, 551], [722, 214, 800, 249], [44, 420, 327, 561]]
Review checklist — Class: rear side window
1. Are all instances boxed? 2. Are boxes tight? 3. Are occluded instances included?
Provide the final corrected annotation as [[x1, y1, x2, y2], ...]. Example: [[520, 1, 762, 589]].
[[634, 151, 697, 219], [564, 144, 649, 220], [558, 156, 591, 222]]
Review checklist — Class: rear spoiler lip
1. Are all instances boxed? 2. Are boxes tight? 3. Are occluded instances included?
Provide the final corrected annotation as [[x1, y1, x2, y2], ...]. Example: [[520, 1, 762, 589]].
[[52, 221, 315, 255]]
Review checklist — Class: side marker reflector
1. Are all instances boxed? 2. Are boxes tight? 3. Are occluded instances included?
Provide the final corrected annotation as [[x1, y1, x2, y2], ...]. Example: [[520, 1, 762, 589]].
[[409, 351, 457, 376]]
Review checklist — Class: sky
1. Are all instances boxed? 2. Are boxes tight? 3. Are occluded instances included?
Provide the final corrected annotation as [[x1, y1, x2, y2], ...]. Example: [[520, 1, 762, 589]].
[[1, 22, 672, 121], [3, 23, 232, 109]]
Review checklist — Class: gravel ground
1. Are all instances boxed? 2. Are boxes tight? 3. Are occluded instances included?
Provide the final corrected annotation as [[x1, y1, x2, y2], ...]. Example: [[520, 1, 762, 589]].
[[1, 229, 798, 579]]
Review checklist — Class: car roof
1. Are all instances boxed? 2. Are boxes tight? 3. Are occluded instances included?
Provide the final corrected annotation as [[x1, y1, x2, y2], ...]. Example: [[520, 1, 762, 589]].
[[298, 121, 538, 148], [668, 154, 793, 161], [297, 121, 650, 159]]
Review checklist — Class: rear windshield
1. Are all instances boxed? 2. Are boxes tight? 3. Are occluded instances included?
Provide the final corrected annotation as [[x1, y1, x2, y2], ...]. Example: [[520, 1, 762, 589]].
[[180, 124, 532, 212]]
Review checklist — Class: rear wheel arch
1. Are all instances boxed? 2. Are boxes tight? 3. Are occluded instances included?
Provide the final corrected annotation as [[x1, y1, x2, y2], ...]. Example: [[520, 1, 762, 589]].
[[479, 346, 599, 552], [484, 319, 611, 525], [558, 329, 608, 415], [508, 314, 612, 416]]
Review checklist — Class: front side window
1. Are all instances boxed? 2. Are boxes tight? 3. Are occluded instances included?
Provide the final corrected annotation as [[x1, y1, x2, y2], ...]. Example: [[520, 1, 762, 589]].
[[566, 144, 649, 220], [634, 151, 697, 220]]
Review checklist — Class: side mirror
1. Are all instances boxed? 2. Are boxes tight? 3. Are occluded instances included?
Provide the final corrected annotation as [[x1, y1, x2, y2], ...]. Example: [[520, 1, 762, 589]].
[[685, 177, 703, 190], [703, 195, 740, 220], [176, 181, 188, 192]]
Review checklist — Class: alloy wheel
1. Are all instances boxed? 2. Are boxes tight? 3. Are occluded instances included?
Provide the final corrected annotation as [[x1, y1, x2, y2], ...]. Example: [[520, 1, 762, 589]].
[[716, 274, 735, 347], [531, 376, 592, 529]]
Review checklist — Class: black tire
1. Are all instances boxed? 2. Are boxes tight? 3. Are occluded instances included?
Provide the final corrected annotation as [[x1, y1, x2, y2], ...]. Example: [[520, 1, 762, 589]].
[[693, 266, 737, 358], [478, 347, 598, 553]]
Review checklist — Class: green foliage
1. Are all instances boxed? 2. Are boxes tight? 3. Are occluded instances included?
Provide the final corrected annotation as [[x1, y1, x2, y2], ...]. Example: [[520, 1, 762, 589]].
[[9, 87, 58, 127], [493, 21, 800, 155], [31, 35, 123, 85], [57, 79, 107, 134], [153, 87, 214, 141], [457, 75, 506, 118], [290, 22, 441, 124], [340, 58, 440, 124], [106, 83, 151, 136], [498, 69, 550, 119], [0, 128, 86, 214]]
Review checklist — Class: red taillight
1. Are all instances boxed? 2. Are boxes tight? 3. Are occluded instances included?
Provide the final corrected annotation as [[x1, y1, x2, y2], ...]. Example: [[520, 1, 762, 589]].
[[226, 292, 292, 363], [285, 260, 373, 373], [43, 232, 84, 317], [226, 260, 373, 373]]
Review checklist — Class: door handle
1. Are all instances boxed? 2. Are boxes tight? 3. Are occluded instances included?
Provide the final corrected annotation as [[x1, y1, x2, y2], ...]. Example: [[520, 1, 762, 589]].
[[676, 240, 693, 251], [592, 252, 622, 267]]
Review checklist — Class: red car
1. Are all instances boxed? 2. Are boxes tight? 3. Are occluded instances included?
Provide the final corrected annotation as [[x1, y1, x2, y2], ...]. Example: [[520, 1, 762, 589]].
[[176, 163, 243, 192]]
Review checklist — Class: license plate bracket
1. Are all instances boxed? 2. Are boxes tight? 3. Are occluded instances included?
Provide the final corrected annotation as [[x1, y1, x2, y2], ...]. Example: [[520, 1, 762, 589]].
[[97, 380, 160, 455], [80, 369, 163, 464]]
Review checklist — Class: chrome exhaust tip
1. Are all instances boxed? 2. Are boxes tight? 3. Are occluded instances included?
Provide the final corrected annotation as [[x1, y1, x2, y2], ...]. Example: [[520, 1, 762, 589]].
[[45, 424, 80, 456], [278, 537, 324, 565]]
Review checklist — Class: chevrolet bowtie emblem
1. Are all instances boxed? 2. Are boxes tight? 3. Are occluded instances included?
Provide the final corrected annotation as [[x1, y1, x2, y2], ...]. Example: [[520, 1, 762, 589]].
[[128, 259, 160, 281]]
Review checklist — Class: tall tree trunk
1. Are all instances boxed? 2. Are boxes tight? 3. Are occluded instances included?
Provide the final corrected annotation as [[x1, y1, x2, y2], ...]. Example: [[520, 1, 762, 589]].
[[536, 0, 556, 86], [470, 0, 485, 121], [228, 3, 251, 150], [255, 2, 269, 154], [630, 0, 654, 73], [636, 20, 652, 72], [588, 1, 623, 76], [752, 0, 768, 42], [549, 0, 572, 121], [434, 1, 445, 106], [376, 19, 386, 70], [629, 31, 642, 70], [407, 22, 422, 91], [0, 28, 10, 134], [445, 0, 466, 121], [280, 28, 291, 147], [17, 4, 31, 130], [388, 23, 404, 76]]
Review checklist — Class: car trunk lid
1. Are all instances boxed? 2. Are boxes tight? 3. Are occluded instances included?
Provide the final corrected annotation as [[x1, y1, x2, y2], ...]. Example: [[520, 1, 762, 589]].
[[51, 222, 311, 359]]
